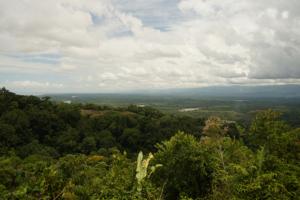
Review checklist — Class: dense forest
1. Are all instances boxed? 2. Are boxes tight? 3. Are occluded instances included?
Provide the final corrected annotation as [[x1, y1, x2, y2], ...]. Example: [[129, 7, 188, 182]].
[[0, 88, 299, 199]]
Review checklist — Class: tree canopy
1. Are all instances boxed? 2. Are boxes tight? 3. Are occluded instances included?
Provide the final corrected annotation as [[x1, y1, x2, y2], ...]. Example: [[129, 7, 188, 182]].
[[0, 88, 299, 199]]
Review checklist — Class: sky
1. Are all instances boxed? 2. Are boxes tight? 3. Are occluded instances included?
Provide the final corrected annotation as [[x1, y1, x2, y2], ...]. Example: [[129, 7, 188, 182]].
[[0, 0, 300, 93]]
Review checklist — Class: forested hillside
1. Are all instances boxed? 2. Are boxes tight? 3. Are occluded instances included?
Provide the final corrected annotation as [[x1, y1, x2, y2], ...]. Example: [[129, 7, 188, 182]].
[[0, 88, 299, 199]]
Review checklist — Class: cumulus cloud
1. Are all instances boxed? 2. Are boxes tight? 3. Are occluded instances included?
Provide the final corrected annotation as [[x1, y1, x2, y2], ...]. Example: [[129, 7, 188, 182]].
[[0, 80, 64, 94], [0, 0, 299, 93]]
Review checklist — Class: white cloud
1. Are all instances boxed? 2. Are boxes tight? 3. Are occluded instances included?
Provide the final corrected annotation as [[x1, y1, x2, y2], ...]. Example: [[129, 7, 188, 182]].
[[0, 0, 299, 93], [281, 11, 289, 19], [0, 80, 64, 94], [10, 80, 63, 88]]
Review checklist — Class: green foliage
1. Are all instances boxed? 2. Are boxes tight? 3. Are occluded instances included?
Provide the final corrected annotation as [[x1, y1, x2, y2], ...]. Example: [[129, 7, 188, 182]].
[[0, 89, 202, 157], [153, 132, 217, 200], [208, 110, 300, 200], [0, 153, 161, 199], [247, 109, 290, 149], [96, 130, 117, 149], [0, 89, 299, 199], [81, 136, 97, 154], [136, 151, 162, 194], [0, 122, 17, 151]]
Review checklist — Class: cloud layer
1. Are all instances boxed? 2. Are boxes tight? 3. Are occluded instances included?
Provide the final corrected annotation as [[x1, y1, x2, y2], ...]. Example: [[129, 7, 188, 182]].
[[0, 0, 300, 93]]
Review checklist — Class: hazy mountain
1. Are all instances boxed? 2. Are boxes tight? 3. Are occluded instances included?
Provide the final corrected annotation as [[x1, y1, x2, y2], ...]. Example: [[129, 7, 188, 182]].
[[137, 85, 300, 98], [47, 85, 300, 100]]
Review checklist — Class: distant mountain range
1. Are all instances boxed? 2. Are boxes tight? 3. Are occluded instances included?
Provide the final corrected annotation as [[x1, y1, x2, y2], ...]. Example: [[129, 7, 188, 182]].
[[134, 85, 300, 98], [47, 85, 300, 99]]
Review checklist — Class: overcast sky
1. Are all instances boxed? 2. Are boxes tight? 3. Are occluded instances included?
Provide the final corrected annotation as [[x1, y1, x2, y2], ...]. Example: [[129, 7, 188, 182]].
[[1, 0, 300, 93]]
